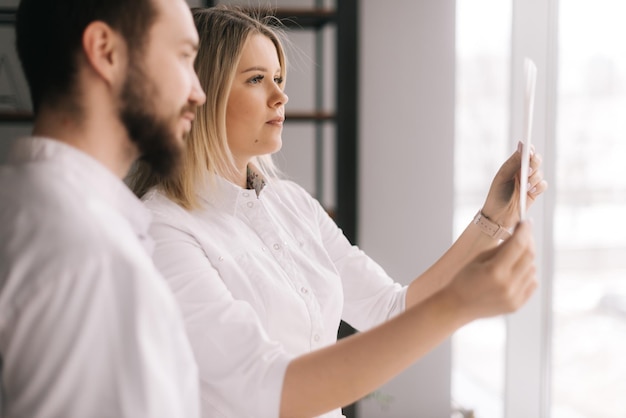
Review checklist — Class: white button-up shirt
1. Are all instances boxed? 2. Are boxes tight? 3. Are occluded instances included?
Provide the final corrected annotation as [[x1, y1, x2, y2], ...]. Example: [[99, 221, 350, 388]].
[[0, 137, 200, 418], [143, 172, 408, 418]]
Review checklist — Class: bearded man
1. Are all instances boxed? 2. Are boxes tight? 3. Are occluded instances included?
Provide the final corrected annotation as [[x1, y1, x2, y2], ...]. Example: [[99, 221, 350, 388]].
[[0, 0, 206, 416]]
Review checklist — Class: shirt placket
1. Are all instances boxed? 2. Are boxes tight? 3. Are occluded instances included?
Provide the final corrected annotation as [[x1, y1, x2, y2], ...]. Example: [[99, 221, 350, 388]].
[[239, 190, 326, 351]]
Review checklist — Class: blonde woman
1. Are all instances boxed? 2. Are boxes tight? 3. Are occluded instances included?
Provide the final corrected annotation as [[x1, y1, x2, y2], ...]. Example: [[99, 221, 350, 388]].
[[129, 6, 547, 418]]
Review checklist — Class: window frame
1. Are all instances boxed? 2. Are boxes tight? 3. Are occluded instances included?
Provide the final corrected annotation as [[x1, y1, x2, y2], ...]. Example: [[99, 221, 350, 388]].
[[504, 1, 558, 417]]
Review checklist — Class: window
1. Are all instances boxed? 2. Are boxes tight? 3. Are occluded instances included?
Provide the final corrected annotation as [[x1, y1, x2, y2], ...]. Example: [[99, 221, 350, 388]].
[[455, 1, 626, 417], [552, 1, 626, 416], [452, 1, 511, 417]]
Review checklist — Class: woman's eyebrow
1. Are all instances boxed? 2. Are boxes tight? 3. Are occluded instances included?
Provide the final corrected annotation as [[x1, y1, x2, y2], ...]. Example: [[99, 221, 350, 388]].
[[241, 66, 268, 74]]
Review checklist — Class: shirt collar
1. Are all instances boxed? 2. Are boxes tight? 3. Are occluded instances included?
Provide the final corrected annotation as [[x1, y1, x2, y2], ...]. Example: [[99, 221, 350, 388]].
[[8, 136, 154, 252], [197, 164, 268, 214]]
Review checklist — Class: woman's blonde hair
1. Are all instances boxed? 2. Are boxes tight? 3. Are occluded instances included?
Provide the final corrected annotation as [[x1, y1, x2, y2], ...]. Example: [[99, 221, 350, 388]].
[[128, 5, 287, 209]]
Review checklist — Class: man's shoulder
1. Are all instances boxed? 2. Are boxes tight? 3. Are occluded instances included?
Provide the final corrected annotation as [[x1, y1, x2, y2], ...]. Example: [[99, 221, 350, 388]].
[[1, 163, 91, 234], [0, 159, 74, 210], [0, 162, 143, 267], [0, 166, 159, 316]]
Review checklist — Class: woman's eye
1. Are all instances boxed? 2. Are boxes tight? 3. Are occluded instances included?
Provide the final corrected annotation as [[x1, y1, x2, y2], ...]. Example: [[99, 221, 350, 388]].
[[181, 50, 194, 60], [248, 75, 264, 84], [274, 76, 284, 84]]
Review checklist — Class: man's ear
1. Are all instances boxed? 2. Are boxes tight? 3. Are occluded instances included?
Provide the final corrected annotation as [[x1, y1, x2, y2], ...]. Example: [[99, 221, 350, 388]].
[[82, 21, 126, 86]]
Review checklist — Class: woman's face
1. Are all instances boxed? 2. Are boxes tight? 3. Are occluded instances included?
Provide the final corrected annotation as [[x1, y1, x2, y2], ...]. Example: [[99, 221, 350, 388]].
[[225, 34, 288, 170]]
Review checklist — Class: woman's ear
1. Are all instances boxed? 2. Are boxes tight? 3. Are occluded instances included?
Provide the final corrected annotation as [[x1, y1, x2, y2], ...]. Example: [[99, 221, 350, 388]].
[[81, 21, 127, 86]]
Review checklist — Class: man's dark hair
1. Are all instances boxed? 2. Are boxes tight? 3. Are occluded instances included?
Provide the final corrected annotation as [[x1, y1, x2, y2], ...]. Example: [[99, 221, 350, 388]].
[[15, 0, 158, 113]]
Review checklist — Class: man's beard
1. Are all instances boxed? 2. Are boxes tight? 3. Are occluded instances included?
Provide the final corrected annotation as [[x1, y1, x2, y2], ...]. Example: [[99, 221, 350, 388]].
[[119, 62, 183, 178]]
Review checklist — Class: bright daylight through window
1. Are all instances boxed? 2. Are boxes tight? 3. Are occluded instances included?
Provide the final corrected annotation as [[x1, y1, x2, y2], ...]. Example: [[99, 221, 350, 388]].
[[454, 0, 626, 417], [552, 1, 626, 416], [452, 1, 510, 417]]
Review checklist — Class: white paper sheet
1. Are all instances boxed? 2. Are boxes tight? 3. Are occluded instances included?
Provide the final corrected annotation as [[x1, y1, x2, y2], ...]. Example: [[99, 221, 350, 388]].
[[520, 58, 537, 221]]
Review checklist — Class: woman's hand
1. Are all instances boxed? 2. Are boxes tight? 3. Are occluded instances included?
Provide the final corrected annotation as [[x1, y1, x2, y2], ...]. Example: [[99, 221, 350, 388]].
[[448, 220, 538, 320], [481, 141, 548, 228]]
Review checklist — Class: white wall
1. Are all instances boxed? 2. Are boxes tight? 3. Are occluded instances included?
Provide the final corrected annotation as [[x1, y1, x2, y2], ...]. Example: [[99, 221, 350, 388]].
[[0, 13, 32, 159], [358, 1, 456, 417], [0, 124, 30, 162]]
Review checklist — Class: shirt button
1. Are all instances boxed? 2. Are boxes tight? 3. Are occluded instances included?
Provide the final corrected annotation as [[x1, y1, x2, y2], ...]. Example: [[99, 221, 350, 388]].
[[242, 192, 249, 197], [247, 202, 254, 208], [273, 243, 280, 250], [314, 334, 320, 342], [300, 287, 309, 294]]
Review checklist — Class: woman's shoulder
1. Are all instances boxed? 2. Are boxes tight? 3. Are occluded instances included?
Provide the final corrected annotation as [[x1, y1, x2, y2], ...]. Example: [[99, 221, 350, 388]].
[[269, 178, 324, 215], [271, 178, 312, 198], [141, 188, 193, 225], [142, 188, 175, 209]]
